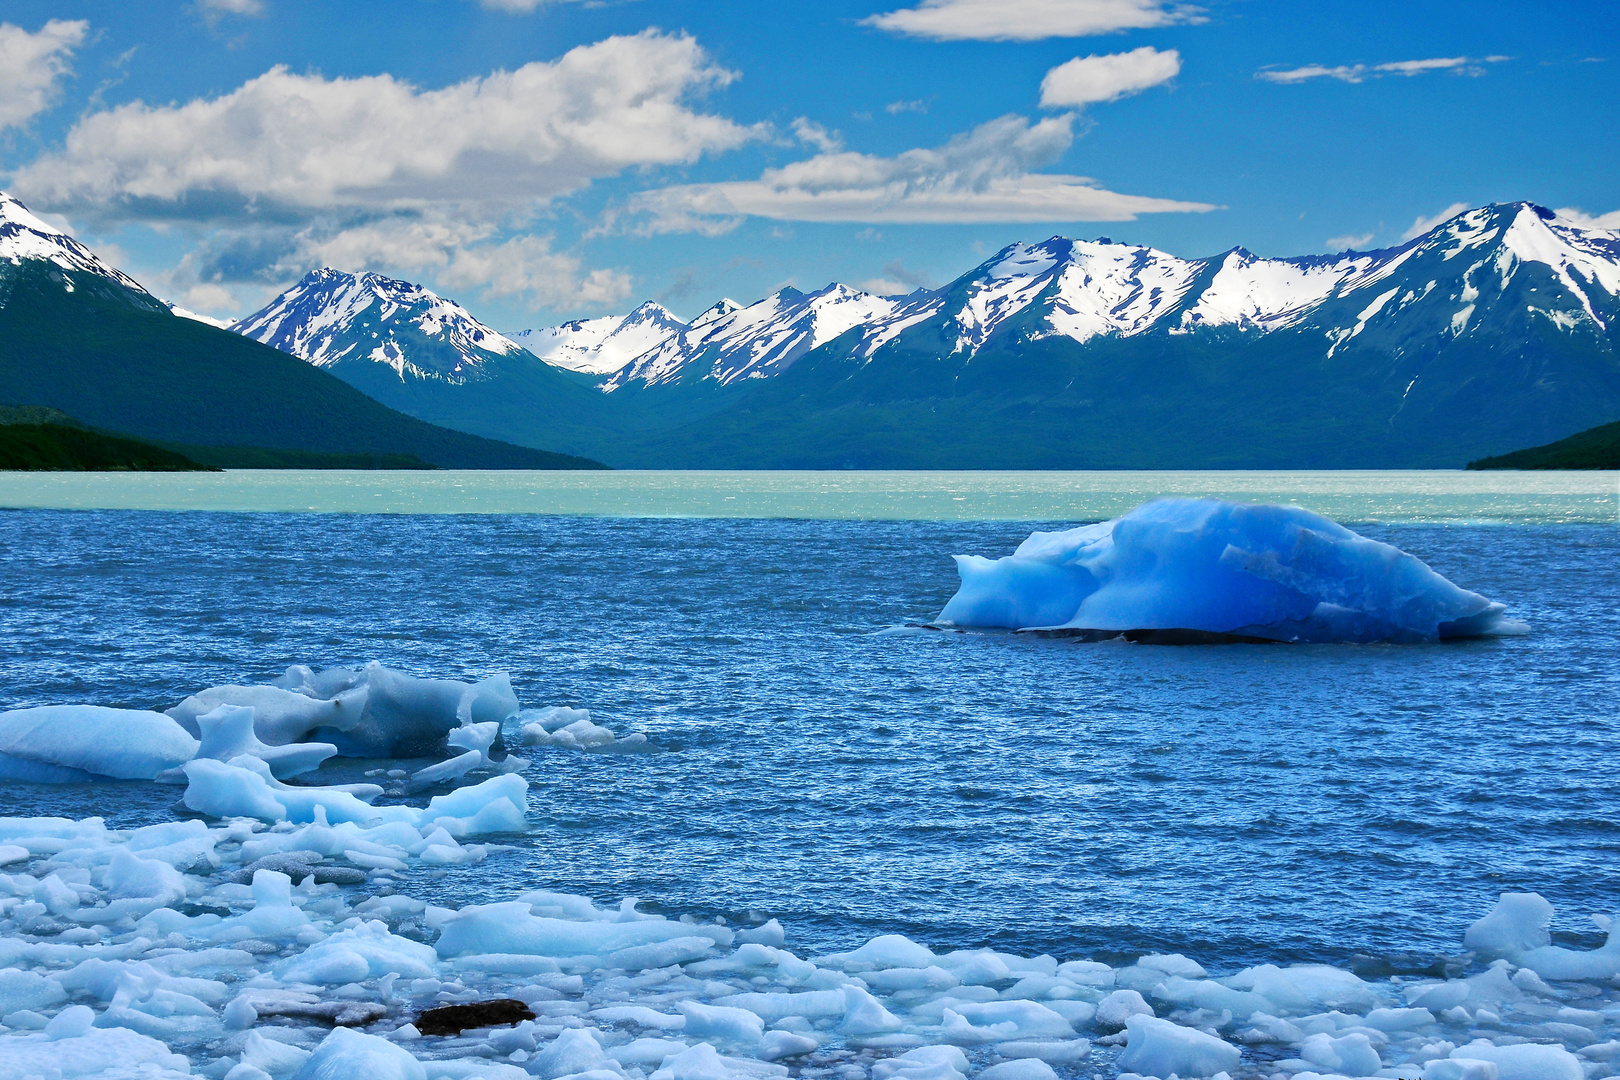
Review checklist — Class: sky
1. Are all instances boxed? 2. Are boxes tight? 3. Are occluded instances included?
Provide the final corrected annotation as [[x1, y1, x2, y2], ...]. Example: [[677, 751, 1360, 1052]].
[[0, 0, 1614, 331]]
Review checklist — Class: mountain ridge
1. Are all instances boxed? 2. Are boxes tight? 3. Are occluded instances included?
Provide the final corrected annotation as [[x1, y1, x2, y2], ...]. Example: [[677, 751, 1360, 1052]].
[[0, 192, 606, 470]]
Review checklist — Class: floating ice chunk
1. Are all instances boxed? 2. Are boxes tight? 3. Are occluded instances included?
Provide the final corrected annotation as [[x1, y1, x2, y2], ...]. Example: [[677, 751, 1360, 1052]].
[[948, 1001, 1076, 1040], [1450, 1041, 1585, 1080], [0, 1023, 193, 1078], [191, 704, 337, 779], [713, 989, 848, 1021], [1096, 988, 1155, 1028], [1116, 1015, 1242, 1078], [1230, 963, 1380, 1014], [842, 985, 905, 1036], [759, 1030, 818, 1060], [1425, 1060, 1500, 1080], [0, 705, 199, 781], [416, 773, 529, 836], [170, 684, 367, 745], [650, 1043, 759, 1080], [177, 663, 519, 758], [994, 1040, 1091, 1063], [101, 847, 188, 916], [291, 1026, 428, 1080], [837, 933, 938, 970], [978, 1060, 1059, 1080], [938, 499, 1525, 643], [1467, 894, 1554, 955], [435, 900, 712, 959], [0, 967, 68, 1013], [240, 1029, 313, 1076], [279, 920, 438, 983], [183, 757, 411, 826], [534, 1027, 617, 1079], [324, 663, 519, 757], [520, 708, 626, 752], [679, 1000, 767, 1043], [940, 950, 1013, 985], [1465, 893, 1620, 979], [871, 1045, 969, 1080], [1301, 1032, 1383, 1076]]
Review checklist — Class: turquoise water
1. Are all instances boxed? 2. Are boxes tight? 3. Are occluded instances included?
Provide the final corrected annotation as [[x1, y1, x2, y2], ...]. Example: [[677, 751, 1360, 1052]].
[[0, 468, 1614, 521]]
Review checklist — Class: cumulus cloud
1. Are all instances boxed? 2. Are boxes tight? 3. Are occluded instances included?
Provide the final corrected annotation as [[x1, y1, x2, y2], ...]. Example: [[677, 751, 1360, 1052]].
[[1325, 231, 1376, 251], [625, 113, 1215, 230], [886, 99, 928, 114], [16, 31, 756, 222], [1040, 47, 1180, 107], [1402, 202, 1471, 239], [1555, 206, 1620, 231], [0, 19, 88, 132], [862, 0, 1200, 41], [157, 211, 631, 313], [1258, 56, 1507, 85]]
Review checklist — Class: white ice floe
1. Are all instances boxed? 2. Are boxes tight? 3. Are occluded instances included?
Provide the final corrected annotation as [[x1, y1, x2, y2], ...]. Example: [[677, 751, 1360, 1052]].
[[174, 662, 520, 757], [0, 782, 1616, 1080], [0, 706, 198, 782], [4, 663, 552, 790], [520, 707, 652, 754], [938, 499, 1526, 643]]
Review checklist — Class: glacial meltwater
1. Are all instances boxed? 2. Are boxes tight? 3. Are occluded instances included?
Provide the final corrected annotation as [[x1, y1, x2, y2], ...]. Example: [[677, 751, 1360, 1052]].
[[0, 473, 1615, 1080]]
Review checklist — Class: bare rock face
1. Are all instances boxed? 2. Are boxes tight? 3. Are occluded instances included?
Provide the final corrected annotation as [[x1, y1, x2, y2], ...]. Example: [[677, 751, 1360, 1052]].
[[416, 999, 536, 1036]]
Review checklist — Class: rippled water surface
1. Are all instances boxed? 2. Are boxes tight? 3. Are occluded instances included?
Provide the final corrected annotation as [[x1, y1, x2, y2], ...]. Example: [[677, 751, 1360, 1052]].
[[0, 507, 1616, 975]]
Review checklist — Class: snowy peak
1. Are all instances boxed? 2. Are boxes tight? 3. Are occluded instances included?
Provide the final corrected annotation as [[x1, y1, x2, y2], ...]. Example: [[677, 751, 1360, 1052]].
[[606, 281, 900, 389], [233, 268, 525, 384], [691, 298, 741, 328], [509, 300, 685, 376], [0, 191, 150, 296]]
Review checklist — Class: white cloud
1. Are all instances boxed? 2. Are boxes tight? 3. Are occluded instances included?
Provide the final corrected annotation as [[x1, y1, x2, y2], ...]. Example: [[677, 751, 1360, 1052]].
[[885, 99, 928, 114], [626, 113, 1215, 230], [862, 0, 1200, 41], [1325, 231, 1375, 251], [791, 118, 843, 153], [197, 0, 265, 18], [1554, 206, 1620, 231], [1258, 56, 1506, 85], [0, 19, 88, 132], [1040, 47, 1180, 108], [16, 31, 757, 221], [178, 282, 241, 318], [1402, 202, 1471, 239], [298, 216, 632, 310]]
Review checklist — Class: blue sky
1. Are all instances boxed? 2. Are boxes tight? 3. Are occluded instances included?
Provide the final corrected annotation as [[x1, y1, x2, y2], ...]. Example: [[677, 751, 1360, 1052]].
[[0, 0, 1614, 330]]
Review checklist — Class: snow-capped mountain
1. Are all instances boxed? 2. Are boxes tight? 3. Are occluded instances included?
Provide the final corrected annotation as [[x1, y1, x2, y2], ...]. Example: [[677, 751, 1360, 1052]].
[[509, 301, 685, 375], [233, 268, 528, 384], [504, 202, 1617, 391], [604, 283, 902, 389], [0, 192, 153, 299]]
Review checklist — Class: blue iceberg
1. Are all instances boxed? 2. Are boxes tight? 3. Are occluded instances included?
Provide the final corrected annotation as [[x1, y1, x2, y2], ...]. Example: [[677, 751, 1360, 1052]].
[[938, 499, 1525, 643]]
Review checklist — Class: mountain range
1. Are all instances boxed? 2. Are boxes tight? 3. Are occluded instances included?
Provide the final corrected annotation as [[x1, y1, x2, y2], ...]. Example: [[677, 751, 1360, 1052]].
[[229, 201, 1620, 469], [0, 193, 601, 469]]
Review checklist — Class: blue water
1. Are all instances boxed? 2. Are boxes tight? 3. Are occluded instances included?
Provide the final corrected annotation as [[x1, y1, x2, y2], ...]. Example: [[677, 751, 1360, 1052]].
[[0, 509, 1616, 976]]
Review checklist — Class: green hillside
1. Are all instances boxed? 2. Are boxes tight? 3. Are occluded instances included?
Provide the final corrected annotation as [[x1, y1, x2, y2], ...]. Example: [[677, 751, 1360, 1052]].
[[0, 261, 606, 470], [0, 421, 213, 471], [1467, 420, 1620, 469]]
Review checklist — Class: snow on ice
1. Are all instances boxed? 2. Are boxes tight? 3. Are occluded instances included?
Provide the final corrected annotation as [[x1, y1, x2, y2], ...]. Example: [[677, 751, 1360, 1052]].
[[937, 499, 1526, 643]]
